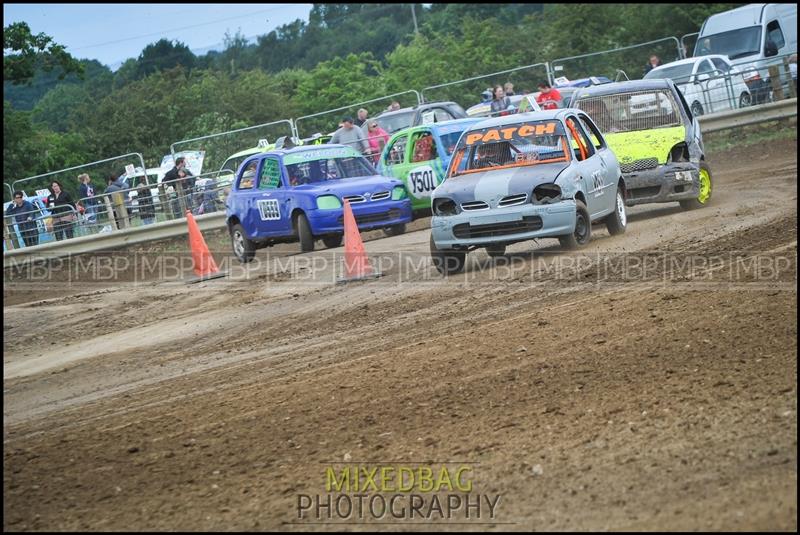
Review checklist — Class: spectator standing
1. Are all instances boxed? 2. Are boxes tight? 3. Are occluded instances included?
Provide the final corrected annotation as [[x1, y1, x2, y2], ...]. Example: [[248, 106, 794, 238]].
[[504, 82, 516, 96], [330, 116, 369, 154], [46, 180, 77, 241], [355, 108, 369, 127], [490, 85, 512, 114], [104, 173, 127, 228], [536, 82, 562, 110], [365, 120, 390, 164], [386, 100, 401, 111], [77, 173, 98, 223], [163, 156, 195, 209], [644, 54, 663, 76], [136, 180, 156, 225], [5, 191, 40, 247]]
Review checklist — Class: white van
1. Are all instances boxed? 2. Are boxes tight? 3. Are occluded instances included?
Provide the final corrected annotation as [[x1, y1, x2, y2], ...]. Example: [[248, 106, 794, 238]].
[[694, 3, 797, 103]]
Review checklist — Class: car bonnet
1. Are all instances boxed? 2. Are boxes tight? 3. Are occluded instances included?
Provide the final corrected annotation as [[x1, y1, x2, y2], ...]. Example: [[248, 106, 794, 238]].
[[434, 161, 570, 206]]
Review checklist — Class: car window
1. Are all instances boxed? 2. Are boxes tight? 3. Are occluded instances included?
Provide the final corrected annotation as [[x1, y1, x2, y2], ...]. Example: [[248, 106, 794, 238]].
[[697, 59, 715, 76], [574, 90, 683, 133], [385, 135, 409, 165], [766, 20, 785, 49], [283, 149, 376, 184], [375, 111, 415, 134], [411, 132, 437, 163], [711, 58, 730, 73], [238, 161, 257, 190], [448, 120, 570, 177], [433, 108, 454, 123], [565, 115, 595, 161], [258, 158, 282, 189], [578, 114, 606, 150]]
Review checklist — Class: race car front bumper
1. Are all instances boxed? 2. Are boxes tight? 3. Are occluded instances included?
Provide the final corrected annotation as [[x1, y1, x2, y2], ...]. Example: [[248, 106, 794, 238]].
[[431, 200, 576, 250], [624, 163, 699, 206], [308, 199, 413, 235]]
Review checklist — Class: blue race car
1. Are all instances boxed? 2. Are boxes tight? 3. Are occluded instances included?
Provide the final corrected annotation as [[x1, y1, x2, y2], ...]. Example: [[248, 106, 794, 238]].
[[225, 144, 412, 261]]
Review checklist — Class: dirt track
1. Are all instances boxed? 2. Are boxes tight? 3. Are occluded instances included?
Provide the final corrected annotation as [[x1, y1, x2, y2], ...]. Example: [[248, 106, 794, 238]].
[[3, 138, 797, 531]]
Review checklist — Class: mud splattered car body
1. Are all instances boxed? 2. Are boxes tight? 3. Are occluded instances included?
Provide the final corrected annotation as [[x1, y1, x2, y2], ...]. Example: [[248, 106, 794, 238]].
[[570, 79, 712, 210], [429, 110, 628, 274]]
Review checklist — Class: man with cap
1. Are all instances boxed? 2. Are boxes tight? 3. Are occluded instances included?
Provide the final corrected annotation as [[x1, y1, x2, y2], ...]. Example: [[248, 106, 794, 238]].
[[329, 116, 369, 155]]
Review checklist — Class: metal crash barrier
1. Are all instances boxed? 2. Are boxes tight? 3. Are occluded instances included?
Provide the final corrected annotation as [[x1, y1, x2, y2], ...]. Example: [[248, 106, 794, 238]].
[[170, 119, 296, 175], [10, 152, 149, 200], [293, 90, 422, 139], [420, 62, 551, 107], [549, 37, 684, 83]]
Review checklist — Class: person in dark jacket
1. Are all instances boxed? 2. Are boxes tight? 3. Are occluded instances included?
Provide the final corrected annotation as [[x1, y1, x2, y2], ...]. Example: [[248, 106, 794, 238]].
[[103, 173, 128, 228], [46, 180, 76, 241], [163, 156, 195, 211], [5, 191, 40, 247], [490, 85, 512, 114], [136, 180, 156, 225]]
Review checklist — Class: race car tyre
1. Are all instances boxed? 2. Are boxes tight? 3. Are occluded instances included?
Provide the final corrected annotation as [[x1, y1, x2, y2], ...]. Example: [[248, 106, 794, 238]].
[[322, 234, 342, 248], [691, 101, 704, 117], [384, 223, 406, 237], [485, 244, 506, 257], [558, 200, 591, 250], [739, 92, 752, 108], [605, 186, 627, 236], [680, 161, 712, 210], [231, 223, 256, 263], [296, 213, 315, 252], [430, 234, 466, 275]]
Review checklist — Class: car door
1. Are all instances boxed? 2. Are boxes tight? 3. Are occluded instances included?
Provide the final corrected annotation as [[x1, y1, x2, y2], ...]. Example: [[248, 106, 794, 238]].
[[696, 58, 725, 112], [405, 129, 441, 209], [234, 159, 263, 237], [255, 156, 292, 236], [381, 131, 414, 197], [565, 114, 612, 220], [578, 112, 619, 214]]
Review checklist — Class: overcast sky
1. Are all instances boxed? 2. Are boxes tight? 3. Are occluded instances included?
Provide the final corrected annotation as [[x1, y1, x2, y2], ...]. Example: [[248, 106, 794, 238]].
[[3, 3, 313, 69]]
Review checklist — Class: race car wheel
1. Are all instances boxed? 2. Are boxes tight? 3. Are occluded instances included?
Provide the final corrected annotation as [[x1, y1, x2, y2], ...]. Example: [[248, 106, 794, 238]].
[[559, 200, 591, 250], [680, 161, 712, 210], [605, 186, 627, 236], [691, 101, 704, 117], [384, 223, 406, 237], [231, 223, 256, 263], [738, 92, 752, 108], [295, 213, 315, 252], [485, 244, 506, 257], [430, 234, 466, 275], [322, 234, 342, 248]]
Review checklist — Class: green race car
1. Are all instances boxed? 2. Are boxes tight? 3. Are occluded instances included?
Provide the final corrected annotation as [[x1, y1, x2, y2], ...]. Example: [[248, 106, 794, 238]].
[[376, 118, 483, 212]]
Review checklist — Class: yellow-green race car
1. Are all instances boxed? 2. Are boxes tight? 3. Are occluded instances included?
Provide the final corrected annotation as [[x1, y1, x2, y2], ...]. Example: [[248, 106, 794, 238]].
[[571, 79, 712, 210]]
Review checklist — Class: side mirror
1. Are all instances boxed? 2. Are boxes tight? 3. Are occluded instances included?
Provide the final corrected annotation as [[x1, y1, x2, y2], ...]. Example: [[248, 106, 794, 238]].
[[765, 40, 778, 57]]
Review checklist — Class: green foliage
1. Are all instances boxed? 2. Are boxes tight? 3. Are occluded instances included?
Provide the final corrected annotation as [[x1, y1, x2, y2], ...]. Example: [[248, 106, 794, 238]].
[[135, 38, 196, 79], [3, 22, 84, 85], [4, 2, 751, 196]]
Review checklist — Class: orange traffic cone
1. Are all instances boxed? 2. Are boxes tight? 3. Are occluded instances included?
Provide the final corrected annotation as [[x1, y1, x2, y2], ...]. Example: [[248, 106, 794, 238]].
[[186, 210, 225, 283], [337, 200, 382, 284]]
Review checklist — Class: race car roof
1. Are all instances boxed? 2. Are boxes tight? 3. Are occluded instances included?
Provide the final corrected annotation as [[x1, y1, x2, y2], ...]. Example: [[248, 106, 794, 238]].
[[569, 79, 674, 99], [467, 109, 574, 131]]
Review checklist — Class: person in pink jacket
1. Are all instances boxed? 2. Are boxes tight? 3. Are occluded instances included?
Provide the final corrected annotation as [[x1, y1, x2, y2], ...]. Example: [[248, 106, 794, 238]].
[[364, 120, 390, 164]]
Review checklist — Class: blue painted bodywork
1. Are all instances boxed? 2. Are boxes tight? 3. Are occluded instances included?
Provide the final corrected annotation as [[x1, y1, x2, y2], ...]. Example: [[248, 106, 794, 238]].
[[225, 145, 412, 242]]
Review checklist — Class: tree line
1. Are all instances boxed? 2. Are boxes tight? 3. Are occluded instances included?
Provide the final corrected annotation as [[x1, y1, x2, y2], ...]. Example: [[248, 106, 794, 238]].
[[4, 3, 742, 199]]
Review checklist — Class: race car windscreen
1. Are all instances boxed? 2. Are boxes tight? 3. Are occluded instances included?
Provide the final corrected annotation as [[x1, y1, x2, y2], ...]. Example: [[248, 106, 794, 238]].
[[448, 121, 570, 177], [573, 90, 682, 134], [284, 149, 376, 186], [374, 111, 415, 134]]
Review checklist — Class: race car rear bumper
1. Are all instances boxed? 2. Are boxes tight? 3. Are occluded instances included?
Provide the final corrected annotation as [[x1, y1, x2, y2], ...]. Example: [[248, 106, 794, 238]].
[[624, 163, 699, 206], [431, 200, 576, 250]]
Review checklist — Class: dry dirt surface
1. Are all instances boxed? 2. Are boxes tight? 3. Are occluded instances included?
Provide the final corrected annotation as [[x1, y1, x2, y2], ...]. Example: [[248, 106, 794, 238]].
[[3, 138, 797, 531]]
